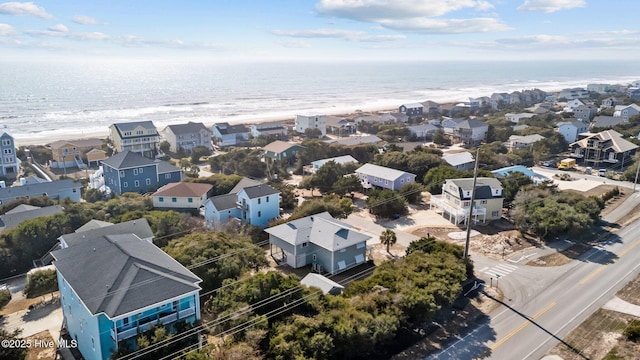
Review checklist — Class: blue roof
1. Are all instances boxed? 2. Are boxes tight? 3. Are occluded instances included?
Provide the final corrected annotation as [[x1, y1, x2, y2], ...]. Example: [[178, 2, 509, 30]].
[[491, 166, 549, 184]]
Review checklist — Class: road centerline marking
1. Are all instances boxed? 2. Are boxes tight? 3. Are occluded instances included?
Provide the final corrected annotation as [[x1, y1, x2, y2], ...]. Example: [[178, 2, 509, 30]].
[[579, 265, 607, 285], [490, 301, 557, 351]]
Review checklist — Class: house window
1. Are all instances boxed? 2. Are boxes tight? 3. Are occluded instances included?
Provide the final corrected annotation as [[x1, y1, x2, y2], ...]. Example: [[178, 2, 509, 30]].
[[302, 242, 309, 248], [188, 198, 193, 203], [123, 182, 128, 187], [492, 211, 500, 217], [165, 174, 171, 179], [357, 242, 365, 249], [123, 317, 129, 327], [146, 178, 151, 185], [384, 180, 388, 185], [91, 337, 95, 351], [401, 178, 404, 183], [266, 196, 269, 202], [312, 254, 317, 261], [340, 248, 346, 253], [464, 201, 470, 207], [119, 170, 125, 178], [139, 168, 144, 174], [159, 197, 164, 202], [258, 198, 261, 205], [172, 197, 177, 202], [1, 140, 10, 146], [72, 188, 77, 193], [133, 169, 138, 175], [3, 148, 11, 154], [258, 211, 261, 217], [134, 180, 140, 187], [481, 200, 487, 205]]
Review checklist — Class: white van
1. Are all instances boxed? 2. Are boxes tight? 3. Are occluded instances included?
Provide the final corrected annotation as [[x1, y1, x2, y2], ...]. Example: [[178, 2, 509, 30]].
[[598, 169, 607, 177]]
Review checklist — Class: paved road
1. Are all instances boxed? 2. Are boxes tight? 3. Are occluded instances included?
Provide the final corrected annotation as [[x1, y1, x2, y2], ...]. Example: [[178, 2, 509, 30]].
[[428, 216, 640, 359]]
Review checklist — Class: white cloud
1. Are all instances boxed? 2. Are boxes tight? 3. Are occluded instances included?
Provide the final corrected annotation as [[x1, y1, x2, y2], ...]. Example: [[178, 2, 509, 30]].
[[72, 15, 105, 25], [379, 17, 510, 33], [48, 24, 68, 33], [271, 28, 405, 42], [517, 0, 585, 13], [0, 2, 52, 19], [491, 34, 640, 49], [316, 0, 493, 20], [0, 23, 15, 35]]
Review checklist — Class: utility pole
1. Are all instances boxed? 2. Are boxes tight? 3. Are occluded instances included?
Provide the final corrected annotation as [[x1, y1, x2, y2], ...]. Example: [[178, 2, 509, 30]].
[[634, 157, 640, 192], [464, 147, 481, 260]]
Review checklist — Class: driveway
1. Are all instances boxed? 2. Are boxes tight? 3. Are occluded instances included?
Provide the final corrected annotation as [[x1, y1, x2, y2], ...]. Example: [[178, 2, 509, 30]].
[[1, 298, 63, 341]]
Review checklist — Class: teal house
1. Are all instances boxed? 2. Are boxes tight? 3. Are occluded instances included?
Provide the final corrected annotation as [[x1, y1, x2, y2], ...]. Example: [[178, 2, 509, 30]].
[[262, 140, 304, 162], [52, 232, 202, 360]]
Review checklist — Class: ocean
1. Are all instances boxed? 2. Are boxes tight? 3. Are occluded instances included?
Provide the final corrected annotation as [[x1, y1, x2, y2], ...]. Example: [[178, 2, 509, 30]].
[[1, 59, 639, 144]]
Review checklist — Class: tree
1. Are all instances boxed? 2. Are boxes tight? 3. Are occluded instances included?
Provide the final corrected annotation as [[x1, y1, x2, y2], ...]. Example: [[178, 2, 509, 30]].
[[0, 328, 27, 360], [190, 146, 212, 164], [432, 128, 451, 146], [271, 183, 297, 210], [399, 182, 423, 204], [423, 165, 471, 194], [366, 189, 407, 218], [24, 269, 58, 298], [159, 140, 171, 154], [379, 229, 397, 253], [0, 288, 10, 310], [498, 172, 533, 204], [331, 175, 362, 196], [304, 128, 323, 138]]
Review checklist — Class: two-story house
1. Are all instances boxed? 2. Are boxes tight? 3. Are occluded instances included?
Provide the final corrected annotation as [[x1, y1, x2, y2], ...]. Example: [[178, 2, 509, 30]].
[[49, 138, 106, 170], [151, 182, 213, 211], [613, 104, 640, 121], [355, 163, 416, 191], [203, 177, 280, 229], [507, 134, 545, 151], [52, 232, 202, 360], [212, 122, 250, 147], [442, 152, 475, 171], [407, 124, 439, 140], [398, 103, 424, 116], [109, 121, 160, 158], [249, 122, 287, 139], [573, 104, 598, 121], [325, 116, 355, 137], [161, 122, 212, 153], [101, 151, 182, 195], [266, 211, 371, 275], [0, 179, 82, 205], [295, 114, 327, 137], [0, 129, 18, 179], [454, 119, 489, 145], [557, 120, 588, 143], [569, 130, 638, 168], [430, 177, 504, 225]]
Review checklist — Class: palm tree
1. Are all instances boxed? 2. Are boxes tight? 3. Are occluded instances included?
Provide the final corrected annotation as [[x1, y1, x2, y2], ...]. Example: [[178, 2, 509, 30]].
[[380, 229, 397, 254]]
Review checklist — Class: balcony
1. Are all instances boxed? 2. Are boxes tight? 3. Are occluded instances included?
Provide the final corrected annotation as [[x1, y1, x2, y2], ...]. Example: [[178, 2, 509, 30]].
[[235, 201, 248, 210], [112, 327, 138, 342], [179, 307, 196, 319]]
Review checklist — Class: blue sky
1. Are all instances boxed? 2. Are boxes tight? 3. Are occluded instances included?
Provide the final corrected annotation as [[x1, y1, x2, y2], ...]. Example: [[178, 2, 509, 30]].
[[1, 0, 639, 62]]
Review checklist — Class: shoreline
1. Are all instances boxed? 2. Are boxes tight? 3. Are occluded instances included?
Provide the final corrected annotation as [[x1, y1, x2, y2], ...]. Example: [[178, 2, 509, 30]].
[[13, 105, 398, 147]]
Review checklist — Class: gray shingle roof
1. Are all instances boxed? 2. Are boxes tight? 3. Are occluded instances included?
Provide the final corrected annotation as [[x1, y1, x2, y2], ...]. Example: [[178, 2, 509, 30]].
[[592, 116, 624, 129], [0, 205, 63, 232], [449, 177, 503, 200], [456, 119, 487, 129], [52, 233, 201, 318], [102, 151, 156, 169], [165, 122, 210, 135], [155, 159, 181, 174], [60, 218, 154, 248], [325, 135, 382, 146], [265, 211, 370, 251], [0, 179, 81, 204], [240, 184, 280, 199], [230, 178, 263, 194], [213, 123, 249, 135], [208, 193, 238, 211], [112, 121, 157, 133]]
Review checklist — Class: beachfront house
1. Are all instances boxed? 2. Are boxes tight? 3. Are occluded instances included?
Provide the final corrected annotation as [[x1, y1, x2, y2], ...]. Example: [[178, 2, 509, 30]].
[[203, 177, 280, 229], [441, 117, 466, 134], [0, 179, 81, 204], [325, 116, 355, 137], [557, 120, 588, 143], [295, 114, 327, 137], [306, 155, 359, 174], [558, 88, 590, 100], [442, 152, 475, 171], [262, 141, 304, 162], [355, 163, 416, 191], [569, 130, 638, 169], [0, 129, 18, 179], [109, 121, 160, 158], [151, 182, 213, 211], [52, 232, 202, 360], [49, 138, 106, 170], [249, 123, 288, 139], [212, 122, 250, 147], [161, 122, 213, 153], [266, 211, 370, 275], [101, 151, 182, 195], [398, 103, 424, 116], [430, 177, 504, 225]]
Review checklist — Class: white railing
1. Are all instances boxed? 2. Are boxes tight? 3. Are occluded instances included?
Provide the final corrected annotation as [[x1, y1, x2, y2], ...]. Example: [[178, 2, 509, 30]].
[[116, 327, 138, 341], [179, 307, 196, 319], [158, 312, 178, 326]]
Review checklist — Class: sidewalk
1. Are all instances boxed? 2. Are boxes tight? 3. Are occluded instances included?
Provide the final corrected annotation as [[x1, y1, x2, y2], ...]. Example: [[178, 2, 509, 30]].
[[603, 296, 640, 317]]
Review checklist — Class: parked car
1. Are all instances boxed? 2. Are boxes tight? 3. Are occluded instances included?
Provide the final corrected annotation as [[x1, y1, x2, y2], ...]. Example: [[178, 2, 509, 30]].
[[599, 169, 607, 177], [585, 167, 592, 175]]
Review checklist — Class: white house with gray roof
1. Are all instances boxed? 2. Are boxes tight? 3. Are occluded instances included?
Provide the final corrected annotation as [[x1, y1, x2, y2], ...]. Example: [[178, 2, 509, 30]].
[[203, 177, 280, 229], [52, 231, 201, 360], [557, 120, 588, 143], [161, 121, 212, 153], [430, 177, 504, 224], [355, 163, 416, 190], [407, 123, 439, 140], [442, 152, 475, 170], [266, 211, 370, 275]]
